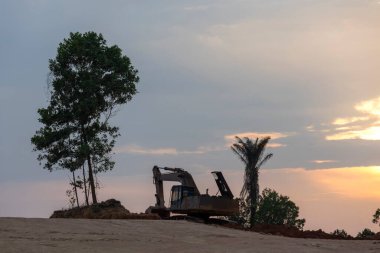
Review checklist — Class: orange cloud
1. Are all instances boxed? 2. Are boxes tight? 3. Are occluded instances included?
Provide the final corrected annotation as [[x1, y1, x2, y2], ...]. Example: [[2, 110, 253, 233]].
[[332, 117, 369, 125], [327, 126, 380, 141], [355, 97, 380, 116], [308, 166, 380, 199], [311, 160, 336, 164], [326, 96, 380, 141], [224, 131, 289, 148]]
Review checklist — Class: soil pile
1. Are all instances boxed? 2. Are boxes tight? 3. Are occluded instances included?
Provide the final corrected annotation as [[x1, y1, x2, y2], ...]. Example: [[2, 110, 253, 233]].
[[251, 224, 353, 239], [50, 199, 160, 219], [220, 223, 380, 240]]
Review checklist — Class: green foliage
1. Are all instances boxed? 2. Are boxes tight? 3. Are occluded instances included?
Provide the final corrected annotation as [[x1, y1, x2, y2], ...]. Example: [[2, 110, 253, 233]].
[[357, 228, 375, 239], [231, 136, 273, 227], [66, 189, 76, 208], [330, 229, 349, 238], [31, 31, 139, 204], [229, 198, 249, 225], [372, 208, 380, 225], [255, 188, 305, 229]]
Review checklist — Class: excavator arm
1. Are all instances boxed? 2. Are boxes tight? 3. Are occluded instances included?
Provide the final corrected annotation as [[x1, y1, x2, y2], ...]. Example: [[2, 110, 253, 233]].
[[152, 166, 200, 208]]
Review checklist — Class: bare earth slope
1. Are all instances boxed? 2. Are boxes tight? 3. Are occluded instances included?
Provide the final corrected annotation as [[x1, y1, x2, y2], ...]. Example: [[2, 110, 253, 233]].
[[0, 218, 379, 253]]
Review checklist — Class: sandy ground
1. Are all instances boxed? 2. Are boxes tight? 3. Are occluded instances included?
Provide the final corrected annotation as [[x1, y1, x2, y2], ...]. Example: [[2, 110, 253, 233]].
[[1, 218, 379, 253]]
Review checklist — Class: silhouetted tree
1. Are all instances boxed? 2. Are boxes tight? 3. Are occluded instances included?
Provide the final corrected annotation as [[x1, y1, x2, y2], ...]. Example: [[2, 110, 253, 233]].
[[31, 31, 139, 204], [357, 228, 375, 239], [256, 188, 305, 229], [373, 208, 380, 226], [331, 229, 350, 238], [231, 136, 273, 227]]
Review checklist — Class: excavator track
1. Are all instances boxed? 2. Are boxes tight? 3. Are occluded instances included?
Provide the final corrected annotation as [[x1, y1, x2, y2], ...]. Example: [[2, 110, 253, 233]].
[[167, 215, 234, 225]]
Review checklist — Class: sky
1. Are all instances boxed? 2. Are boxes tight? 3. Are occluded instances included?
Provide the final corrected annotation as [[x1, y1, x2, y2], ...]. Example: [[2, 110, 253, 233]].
[[0, 0, 380, 235]]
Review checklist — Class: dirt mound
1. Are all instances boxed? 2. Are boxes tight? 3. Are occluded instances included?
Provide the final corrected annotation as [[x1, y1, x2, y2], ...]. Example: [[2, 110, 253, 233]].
[[50, 199, 160, 220], [252, 224, 354, 239], [220, 223, 358, 240]]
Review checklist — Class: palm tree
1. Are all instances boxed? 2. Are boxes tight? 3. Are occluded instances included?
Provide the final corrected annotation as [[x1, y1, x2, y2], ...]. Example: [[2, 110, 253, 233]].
[[231, 136, 273, 227]]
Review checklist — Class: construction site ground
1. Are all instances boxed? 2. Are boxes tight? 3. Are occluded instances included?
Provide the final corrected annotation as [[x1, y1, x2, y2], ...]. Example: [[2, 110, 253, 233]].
[[1, 218, 380, 253]]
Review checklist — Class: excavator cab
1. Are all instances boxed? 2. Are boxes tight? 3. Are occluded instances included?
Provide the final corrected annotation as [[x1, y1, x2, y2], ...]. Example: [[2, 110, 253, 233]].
[[170, 185, 196, 209]]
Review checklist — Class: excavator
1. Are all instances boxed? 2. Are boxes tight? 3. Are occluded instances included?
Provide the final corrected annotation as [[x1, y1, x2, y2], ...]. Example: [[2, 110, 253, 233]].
[[149, 165, 239, 219]]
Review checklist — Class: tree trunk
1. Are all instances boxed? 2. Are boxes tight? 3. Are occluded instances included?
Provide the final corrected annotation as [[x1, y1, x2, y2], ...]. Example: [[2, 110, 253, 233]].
[[81, 125, 97, 204], [250, 169, 259, 228], [72, 171, 80, 208], [82, 164, 89, 206], [87, 155, 97, 204]]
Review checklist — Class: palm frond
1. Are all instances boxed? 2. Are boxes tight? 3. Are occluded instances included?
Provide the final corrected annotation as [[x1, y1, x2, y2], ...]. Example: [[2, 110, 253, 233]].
[[231, 144, 248, 165], [256, 153, 273, 169]]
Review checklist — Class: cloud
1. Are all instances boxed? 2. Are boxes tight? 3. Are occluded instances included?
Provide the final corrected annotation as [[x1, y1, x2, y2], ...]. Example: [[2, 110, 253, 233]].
[[311, 160, 336, 164], [115, 145, 179, 155], [259, 166, 380, 201], [116, 132, 289, 156], [326, 126, 380, 141], [326, 96, 380, 141], [115, 130, 290, 157], [194, 8, 380, 83], [224, 131, 289, 140], [308, 166, 380, 199], [306, 125, 315, 132], [355, 97, 380, 116], [114, 144, 226, 155], [184, 5, 209, 11], [224, 131, 289, 148], [332, 117, 369, 125], [266, 143, 286, 148]]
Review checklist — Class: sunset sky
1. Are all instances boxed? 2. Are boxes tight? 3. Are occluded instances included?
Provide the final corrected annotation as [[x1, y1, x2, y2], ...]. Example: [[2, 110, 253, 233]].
[[1, 0, 380, 235]]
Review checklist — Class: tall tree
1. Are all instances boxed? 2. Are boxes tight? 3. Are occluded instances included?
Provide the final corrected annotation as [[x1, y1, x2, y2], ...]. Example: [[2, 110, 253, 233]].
[[231, 136, 273, 227], [31, 31, 139, 204]]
